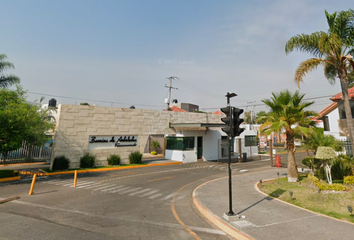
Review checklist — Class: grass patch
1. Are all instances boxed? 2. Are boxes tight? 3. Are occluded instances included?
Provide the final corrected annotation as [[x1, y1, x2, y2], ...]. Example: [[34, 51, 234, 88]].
[[41, 163, 148, 173], [260, 174, 354, 223]]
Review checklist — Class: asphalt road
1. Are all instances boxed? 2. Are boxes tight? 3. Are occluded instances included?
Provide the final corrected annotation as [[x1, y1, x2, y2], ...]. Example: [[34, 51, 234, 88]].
[[0, 152, 310, 240]]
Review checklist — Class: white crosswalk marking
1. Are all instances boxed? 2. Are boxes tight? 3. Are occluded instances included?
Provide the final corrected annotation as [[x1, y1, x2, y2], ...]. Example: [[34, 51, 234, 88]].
[[148, 193, 163, 199], [119, 187, 143, 195], [161, 192, 177, 200], [46, 180, 73, 185], [41, 178, 187, 203], [91, 184, 117, 191], [76, 182, 103, 189], [139, 190, 159, 198], [128, 188, 151, 196], [101, 185, 126, 192], [86, 183, 113, 189], [63, 181, 92, 187], [109, 186, 131, 193]]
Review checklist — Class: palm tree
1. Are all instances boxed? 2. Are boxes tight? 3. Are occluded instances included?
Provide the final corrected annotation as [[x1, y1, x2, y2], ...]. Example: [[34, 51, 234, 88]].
[[0, 54, 20, 88], [259, 90, 316, 182], [285, 9, 354, 151], [302, 129, 343, 155]]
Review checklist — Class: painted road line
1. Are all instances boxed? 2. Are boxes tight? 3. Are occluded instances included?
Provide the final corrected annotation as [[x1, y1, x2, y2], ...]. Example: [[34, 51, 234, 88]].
[[128, 188, 152, 196], [109, 186, 131, 193], [91, 184, 117, 191], [76, 182, 103, 189], [138, 189, 159, 198], [85, 183, 114, 189], [148, 193, 163, 199], [119, 187, 143, 195], [147, 176, 174, 182], [161, 193, 177, 200], [101, 185, 126, 192], [66, 181, 95, 187], [45, 180, 74, 184]]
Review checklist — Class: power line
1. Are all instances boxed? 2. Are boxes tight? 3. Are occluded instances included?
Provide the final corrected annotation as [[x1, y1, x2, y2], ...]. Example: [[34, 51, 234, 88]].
[[27, 91, 163, 108]]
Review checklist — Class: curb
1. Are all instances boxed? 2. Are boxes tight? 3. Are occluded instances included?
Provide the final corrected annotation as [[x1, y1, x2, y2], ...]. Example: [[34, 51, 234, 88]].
[[19, 161, 183, 176], [192, 177, 253, 240], [254, 178, 354, 226], [0, 176, 21, 182]]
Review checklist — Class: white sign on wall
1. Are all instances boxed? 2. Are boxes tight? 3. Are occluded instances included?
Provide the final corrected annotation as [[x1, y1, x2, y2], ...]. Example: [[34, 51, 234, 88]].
[[88, 135, 139, 150]]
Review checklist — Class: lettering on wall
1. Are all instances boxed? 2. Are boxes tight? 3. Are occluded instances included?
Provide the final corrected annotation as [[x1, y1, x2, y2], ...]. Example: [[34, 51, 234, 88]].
[[88, 135, 139, 149]]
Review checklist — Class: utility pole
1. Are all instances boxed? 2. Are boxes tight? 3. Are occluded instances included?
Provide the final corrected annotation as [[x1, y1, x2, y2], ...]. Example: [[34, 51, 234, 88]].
[[165, 76, 178, 110]]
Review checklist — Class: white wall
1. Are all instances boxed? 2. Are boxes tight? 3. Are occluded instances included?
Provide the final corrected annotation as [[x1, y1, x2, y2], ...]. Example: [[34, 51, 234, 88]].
[[182, 129, 222, 161], [165, 150, 197, 162], [325, 109, 347, 140]]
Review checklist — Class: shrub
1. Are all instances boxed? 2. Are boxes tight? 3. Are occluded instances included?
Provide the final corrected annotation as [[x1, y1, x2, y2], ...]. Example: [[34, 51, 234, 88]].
[[302, 157, 321, 171], [0, 170, 18, 178], [151, 151, 157, 155], [24, 157, 35, 163], [150, 140, 160, 152], [80, 153, 96, 168], [52, 156, 70, 171], [107, 154, 121, 165], [308, 175, 347, 191], [344, 176, 354, 185], [331, 158, 352, 180], [129, 151, 142, 164]]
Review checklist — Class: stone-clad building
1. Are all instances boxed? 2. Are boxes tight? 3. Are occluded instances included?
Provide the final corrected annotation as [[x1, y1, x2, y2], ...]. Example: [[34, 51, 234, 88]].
[[51, 104, 225, 168]]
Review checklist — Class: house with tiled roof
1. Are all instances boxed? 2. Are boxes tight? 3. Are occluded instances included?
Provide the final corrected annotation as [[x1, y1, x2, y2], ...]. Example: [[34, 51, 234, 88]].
[[317, 87, 354, 140]]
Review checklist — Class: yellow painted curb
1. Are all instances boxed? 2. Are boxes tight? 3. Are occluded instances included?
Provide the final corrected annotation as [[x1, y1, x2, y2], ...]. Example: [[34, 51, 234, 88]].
[[0, 176, 21, 182], [193, 177, 253, 240], [35, 161, 183, 176], [254, 178, 354, 226], [0, 162, 46, 167]]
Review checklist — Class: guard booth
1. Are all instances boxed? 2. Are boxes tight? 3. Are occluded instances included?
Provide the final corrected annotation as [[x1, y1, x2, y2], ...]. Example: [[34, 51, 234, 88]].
[[233, 125, 258, 160]]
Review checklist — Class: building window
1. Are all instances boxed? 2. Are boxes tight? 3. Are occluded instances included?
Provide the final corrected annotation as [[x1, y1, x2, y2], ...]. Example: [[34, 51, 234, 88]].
[[166, 137, 195, 150], [321, 116, 330, 131], [245, 136, 257, 147], [337, 101, 354, 119]]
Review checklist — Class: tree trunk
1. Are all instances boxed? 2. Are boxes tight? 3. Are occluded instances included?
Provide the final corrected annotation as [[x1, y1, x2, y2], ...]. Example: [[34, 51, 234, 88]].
[[286, 129, 298, 182], [339, 73, 354, 153]]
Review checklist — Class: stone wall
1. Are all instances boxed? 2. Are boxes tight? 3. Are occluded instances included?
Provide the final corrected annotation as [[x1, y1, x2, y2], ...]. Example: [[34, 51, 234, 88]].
[[52, 104, 223, 168]]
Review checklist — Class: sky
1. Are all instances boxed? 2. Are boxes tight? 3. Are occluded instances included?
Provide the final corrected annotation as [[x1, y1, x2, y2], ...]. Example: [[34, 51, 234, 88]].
[[1, 0, 353, 114]]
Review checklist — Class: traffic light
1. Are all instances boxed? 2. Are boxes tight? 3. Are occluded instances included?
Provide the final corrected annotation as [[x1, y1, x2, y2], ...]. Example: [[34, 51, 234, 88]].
[[233, 108, 244, 136], [220, 106, 232, 136]]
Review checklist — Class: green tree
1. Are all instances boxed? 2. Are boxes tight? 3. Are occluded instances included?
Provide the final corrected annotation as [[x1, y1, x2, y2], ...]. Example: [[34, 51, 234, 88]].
[[244, 111, 252, 124], [0, 54, 20, 88], [259, 90, 316, 182], [0, 87, 54, 161], [255, 111, 268, 124], [302, 128, 343, 154], [285, 9, 354, 152]]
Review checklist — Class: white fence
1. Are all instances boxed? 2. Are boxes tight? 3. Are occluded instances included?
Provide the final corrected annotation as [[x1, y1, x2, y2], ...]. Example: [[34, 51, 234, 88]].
[[0, 141, 52, 163]]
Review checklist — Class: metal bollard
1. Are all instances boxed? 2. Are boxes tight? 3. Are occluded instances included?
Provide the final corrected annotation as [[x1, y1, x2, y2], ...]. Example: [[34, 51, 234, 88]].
[[29, 174, 37, 195]]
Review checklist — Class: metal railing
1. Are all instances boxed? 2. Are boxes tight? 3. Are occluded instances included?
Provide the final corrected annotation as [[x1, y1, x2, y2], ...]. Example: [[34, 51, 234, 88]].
[[0, 141, 52, 163]]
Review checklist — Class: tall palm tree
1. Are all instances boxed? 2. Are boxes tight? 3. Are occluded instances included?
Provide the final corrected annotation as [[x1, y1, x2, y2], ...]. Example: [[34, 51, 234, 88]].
[[259, 90, 316, 182], [0, 54, 20, 88], [285, 9, 354, 151]]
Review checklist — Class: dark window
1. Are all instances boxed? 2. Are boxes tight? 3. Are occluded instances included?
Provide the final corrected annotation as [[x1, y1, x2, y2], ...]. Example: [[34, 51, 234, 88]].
[[166, 137, 195, 150], [337, 101, 354, 119], [321, 116, 330, 131], [245, 136, 257, 147]]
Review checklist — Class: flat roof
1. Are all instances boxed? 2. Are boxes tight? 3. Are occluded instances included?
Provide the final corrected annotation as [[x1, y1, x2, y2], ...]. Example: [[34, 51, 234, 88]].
[[169, 123, 225, 129]]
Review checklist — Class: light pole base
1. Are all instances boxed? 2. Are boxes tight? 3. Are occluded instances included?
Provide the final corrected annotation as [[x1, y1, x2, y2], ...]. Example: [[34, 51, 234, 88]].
[[223, 212, 238, 221]]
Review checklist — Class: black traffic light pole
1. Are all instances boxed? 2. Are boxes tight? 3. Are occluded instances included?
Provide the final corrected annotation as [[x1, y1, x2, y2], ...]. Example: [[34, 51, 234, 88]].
[[226, 92, 236, 217]]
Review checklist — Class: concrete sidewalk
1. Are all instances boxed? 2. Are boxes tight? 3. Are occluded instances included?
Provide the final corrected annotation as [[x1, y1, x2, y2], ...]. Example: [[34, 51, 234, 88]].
[[194, 167, 354, 240]]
